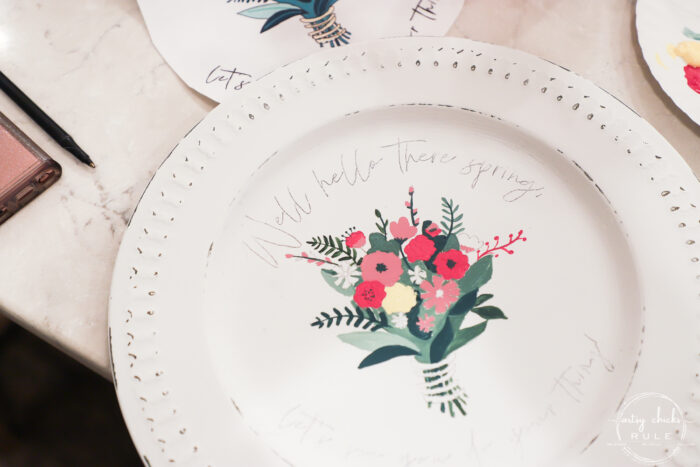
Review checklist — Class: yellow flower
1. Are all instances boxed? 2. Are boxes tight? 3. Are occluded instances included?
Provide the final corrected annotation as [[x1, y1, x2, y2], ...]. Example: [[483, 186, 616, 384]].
[[382, 282, 417, 315], [669, 41, 700, 67]]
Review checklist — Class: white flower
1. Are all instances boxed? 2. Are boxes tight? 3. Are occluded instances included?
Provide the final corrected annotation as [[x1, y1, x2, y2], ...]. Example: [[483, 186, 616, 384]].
[[391, 313, 408, 329], [408, 265, 427, 285], [333, 263, 361, 289]]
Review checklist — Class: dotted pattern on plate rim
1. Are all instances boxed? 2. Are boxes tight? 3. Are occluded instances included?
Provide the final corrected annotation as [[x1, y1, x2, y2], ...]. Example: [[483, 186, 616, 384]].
[[113, 42, 700, 465]]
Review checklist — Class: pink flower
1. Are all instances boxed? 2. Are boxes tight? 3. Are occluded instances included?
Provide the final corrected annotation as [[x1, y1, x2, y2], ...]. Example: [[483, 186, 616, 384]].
[[389, 217, 417, 240], [425, 222, 442, 237], [354, 281, 386, 308], [361, 251, 402, 286], [434, 249, 470, 280], [420, 275, 460, 314], [417, 314, 435, 333], [408, 186, 414, 194], [404, 235, 436, 263]]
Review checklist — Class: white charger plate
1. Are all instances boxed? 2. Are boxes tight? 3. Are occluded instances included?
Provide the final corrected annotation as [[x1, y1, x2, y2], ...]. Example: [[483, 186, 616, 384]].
[[137, 0, 463, 102], [109, 37, 700, 466], [636, 0, 700, 124]]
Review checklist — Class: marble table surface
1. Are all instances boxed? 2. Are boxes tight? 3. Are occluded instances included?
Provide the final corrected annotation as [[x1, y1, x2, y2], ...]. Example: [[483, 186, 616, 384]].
[[0, 0, 698, 378]]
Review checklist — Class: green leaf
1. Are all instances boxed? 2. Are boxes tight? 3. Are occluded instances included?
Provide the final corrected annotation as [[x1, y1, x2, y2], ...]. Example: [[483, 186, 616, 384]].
[[320, 269, 355, 296], [406, 299, 432, 340], [367, 232, 400, 255], [458, 256, 493, 293], [238, 3, 298, 19], [447, 289, 478, 316], [474, 293, 493, 306], [358, 345, 419, 369], [338, 331, 420, 353], [472, 306, 507, 320], [445, 322, 488, 356], [311, 306, 388, 331], [429, 318, 454, 363], [444, 234, 460, 251], [683, 27, 700, 40], [307, 235, 360, 265]]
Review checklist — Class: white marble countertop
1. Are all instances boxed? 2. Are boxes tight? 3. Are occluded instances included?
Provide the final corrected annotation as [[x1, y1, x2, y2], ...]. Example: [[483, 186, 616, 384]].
[[0, 0, 697, 378]]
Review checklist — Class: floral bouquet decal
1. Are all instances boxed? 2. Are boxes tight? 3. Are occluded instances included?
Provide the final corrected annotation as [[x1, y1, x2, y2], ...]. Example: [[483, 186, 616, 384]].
[[288, 188, 526, 417], [229, 0, 351, 48]]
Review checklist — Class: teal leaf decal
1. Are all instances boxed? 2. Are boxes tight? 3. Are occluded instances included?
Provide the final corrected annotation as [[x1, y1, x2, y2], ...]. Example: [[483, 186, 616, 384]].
[[444, 234, 460, 251], [261, 9, 303, 33], [429, 318, 455, 363], [440, 198, 465, 236], [683, 27, 700, 40], [338, 331, 420, 353], [447, 289, 478, 316], [238, 3, 299, 19], [445, 322, 488, 356], [358, 345, 419, 369], [310, 306, 388, 331], [367, 232, 400, 255], [458, 255, 493, 293], [474, 293, 493, 306], [307, 235, 361, 264], [374, 209, 389, 238], [472, 306, 507, 320]]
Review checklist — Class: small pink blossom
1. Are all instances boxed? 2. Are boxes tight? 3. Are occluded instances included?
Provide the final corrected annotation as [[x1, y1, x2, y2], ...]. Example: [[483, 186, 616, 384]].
[[417, 314, 435, 333], [389, 216, 417, 240], [408, 186, 414, 194]]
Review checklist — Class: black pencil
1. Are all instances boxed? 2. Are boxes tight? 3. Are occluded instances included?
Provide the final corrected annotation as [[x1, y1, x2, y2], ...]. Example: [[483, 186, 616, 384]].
[[0, 70, 95, 168]]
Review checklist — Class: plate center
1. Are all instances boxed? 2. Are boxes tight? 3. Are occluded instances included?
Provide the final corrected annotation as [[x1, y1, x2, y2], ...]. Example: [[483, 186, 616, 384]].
[[203, 105, 642, 467]]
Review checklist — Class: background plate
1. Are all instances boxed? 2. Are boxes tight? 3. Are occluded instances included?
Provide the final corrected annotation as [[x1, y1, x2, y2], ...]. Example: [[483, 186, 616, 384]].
[[636, 0, 700, 125]]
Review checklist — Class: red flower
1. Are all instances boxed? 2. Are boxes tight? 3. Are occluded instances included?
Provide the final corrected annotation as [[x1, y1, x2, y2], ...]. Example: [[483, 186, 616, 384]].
[[389, 216, 417, 240], [404, 235, 436, 262], [434, 249, 470, 280], [354, 281, 386, 308], [425, 222, 442, 237], [684, 65, 700, 94], [345, 231, 366, 248], [361, 251, 402, 286]]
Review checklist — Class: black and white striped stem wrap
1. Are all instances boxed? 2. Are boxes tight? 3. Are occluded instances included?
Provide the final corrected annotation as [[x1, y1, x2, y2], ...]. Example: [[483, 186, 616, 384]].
[[300, 6, 351, 47], [421, 357, 468, 417]]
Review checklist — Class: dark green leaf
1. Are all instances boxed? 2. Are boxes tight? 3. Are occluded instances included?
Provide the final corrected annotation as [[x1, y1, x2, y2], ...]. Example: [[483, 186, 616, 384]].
[[406, 298, 431, 340], [474, 293, 493, 306], [472, 306, 507, 320], [358, 345, 419, 369], [445, 321, 488, 356], [430, 318, 454, 363], [310, 306, 388, 331], [448, 289, 477, 316]]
